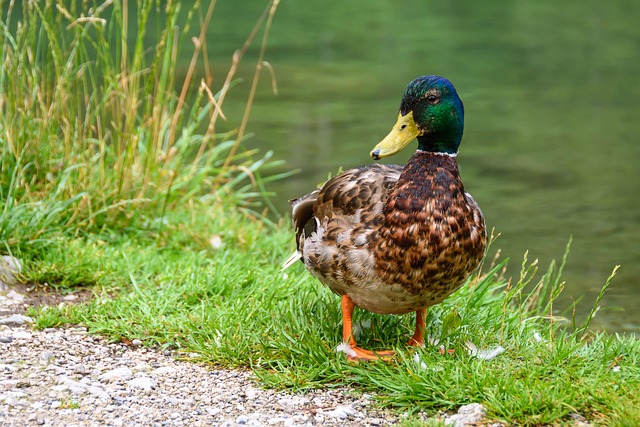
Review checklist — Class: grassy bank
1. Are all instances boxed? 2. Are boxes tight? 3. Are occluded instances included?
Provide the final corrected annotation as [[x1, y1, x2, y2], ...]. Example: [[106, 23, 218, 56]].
[[1, 2, 639, 426], [23, 209, 640, 426]]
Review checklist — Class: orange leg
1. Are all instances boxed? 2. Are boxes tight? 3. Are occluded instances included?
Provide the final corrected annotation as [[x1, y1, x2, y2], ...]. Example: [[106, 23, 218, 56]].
[[340, 295, 394, 361], [407, 308, 427, 347]]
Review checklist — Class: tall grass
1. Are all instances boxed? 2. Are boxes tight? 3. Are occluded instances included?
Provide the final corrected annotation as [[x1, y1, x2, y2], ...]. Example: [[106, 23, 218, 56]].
[[0, 0, 285, 252]]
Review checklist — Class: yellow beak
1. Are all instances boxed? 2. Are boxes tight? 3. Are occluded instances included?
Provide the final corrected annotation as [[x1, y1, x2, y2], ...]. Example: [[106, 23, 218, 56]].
[[370, 111, 420, 160]]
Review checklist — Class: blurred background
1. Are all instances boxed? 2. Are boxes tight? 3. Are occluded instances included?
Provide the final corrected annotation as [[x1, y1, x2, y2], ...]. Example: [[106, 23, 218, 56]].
[[193, 0, 639, 333]]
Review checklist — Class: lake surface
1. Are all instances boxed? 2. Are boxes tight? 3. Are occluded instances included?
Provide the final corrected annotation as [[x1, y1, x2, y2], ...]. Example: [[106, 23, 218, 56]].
[[194, 0, 639, 333]]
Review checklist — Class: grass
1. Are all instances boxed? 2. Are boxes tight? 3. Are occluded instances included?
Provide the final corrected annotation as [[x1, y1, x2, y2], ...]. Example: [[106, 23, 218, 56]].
[[23, 214, 640, 426], [0, 0, 287, 252], [1, 1, 639, 426]]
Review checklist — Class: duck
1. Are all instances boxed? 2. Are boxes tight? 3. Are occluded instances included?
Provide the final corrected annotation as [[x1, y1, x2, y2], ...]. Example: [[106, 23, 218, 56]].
[[285, 75, 487, 361]]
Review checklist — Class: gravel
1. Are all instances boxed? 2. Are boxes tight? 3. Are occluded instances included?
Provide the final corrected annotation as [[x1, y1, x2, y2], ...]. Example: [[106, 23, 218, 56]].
[[0, 281, 413, 427], [0, 264, 495, 427]]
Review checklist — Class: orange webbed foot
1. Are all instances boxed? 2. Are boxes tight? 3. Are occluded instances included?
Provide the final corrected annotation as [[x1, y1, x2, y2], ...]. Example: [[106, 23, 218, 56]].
[[337, 342, 395, 362]]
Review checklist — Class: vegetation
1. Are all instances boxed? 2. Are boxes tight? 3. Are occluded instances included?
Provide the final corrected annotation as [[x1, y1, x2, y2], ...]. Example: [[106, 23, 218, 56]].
[[1, 1, 638, 426], [0, 0, 286, 254]]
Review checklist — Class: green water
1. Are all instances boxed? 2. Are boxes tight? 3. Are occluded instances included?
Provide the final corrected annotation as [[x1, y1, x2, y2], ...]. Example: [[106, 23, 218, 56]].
[[199, 0, 640, 332]]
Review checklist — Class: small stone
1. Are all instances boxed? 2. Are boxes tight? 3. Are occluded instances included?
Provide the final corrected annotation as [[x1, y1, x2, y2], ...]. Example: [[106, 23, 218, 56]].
[[236, 414, 249, 424], [570, 412, 594, 427], [6, 290, 25, 302], [12, 330, 32, 339], [446, 403, 485, 427], [205, 407, 222, 416], [245, 386, 259, 400], [131, 339, 143, 347], [0, 314, 33, 326], [74, 364, 89, 374], [152, 366, 177, 375], [133, 361, 151, 372], [327, 405, 357, 419], [0, 336, 13, 343], [99, 367, 134, 381], [4, 394, 21, 406], [62, 294, 78, 301], [127, 376, 156, 392], [40, 351, 56, 365]]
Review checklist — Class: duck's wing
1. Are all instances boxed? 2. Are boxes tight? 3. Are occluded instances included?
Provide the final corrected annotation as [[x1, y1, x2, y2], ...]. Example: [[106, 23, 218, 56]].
[[285, 164, 402, 269], [313, 164, 403, 221]]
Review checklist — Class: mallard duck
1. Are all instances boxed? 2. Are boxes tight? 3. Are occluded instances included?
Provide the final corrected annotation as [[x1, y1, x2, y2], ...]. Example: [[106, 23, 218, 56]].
[[285, 75, 487, 361]]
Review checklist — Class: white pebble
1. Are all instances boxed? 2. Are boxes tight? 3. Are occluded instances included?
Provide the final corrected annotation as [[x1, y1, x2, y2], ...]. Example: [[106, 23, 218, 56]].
[[4, 394, 22, 407], [0, 315, 33, 326], [6, 290, 25, 302], [40, 351, 55, 365], [245, 386, 259, 399], [446, 403, 485, 427], [152, 366, 177, 375], [99, 367, 133, 381], [327, 405, 357, 419], [127, 376, 156, 392]]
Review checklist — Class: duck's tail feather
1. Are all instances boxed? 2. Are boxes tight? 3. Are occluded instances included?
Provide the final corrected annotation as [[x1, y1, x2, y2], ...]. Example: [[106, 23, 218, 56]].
[[281, 250, 302, 271]]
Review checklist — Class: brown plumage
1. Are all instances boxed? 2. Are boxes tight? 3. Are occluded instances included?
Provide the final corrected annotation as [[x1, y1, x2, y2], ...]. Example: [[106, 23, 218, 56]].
[[292, 152, 485, 315], [287, 75, 487, 360]]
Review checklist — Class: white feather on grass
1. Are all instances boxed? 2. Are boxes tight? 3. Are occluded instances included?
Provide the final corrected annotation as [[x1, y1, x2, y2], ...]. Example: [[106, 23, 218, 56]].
[[466, 341, 505, 361], [533, 331, 543, 342], [413, 353, 427, 370], [336, 342, 357, 358]]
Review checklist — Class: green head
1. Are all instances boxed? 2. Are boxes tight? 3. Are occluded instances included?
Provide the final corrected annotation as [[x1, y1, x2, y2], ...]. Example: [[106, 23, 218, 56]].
[[371, 75, 465, 159]]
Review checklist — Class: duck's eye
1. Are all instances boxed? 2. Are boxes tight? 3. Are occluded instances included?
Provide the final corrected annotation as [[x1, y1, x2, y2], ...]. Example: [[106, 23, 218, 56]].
[[426, 95, 438, 103], [400, 124, 407, 130]]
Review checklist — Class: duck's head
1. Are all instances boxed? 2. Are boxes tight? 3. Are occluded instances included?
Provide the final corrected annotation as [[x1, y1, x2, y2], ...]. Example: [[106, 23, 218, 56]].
[[371, 75, 464, 159]]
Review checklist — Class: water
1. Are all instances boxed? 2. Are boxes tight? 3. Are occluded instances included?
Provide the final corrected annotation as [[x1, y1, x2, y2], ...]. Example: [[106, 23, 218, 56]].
[[198, 0, 640, 332]]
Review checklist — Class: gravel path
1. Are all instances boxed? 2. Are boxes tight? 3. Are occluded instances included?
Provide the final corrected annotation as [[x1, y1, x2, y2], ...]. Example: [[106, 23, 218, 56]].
[[0, 257, 486, 427]]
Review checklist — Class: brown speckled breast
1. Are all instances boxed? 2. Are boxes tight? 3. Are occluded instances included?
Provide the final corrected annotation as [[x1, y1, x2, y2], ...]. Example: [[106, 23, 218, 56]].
[[291, 152, 487, 315]]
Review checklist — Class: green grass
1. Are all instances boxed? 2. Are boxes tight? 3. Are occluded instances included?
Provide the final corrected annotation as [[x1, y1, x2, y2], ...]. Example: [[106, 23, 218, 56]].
[[0, 0, 286, 252], [1, 2, 639, 426], [23, 212, 640, 426]]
